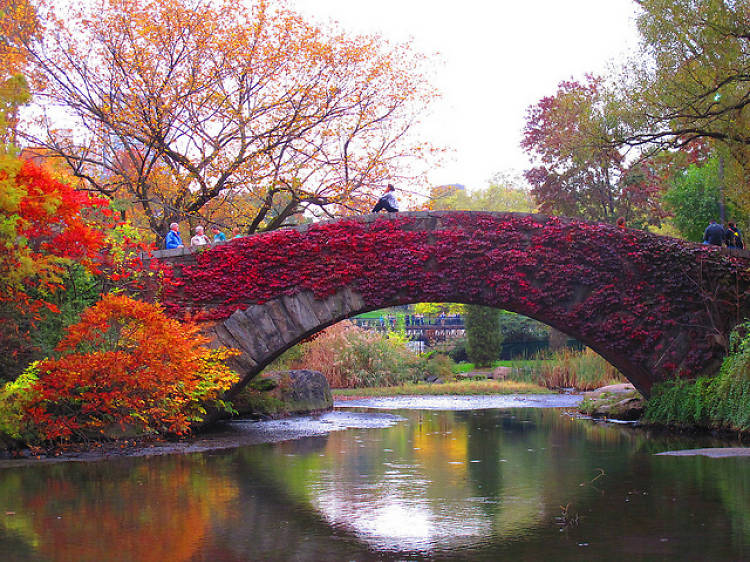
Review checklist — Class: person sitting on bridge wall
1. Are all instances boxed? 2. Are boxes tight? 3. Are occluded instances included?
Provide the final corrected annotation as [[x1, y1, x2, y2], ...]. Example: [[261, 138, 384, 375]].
[[190, 225, 211, 246], [372, 184, 399, 213], [726, 222, 744, 249], [703, 219, 725, 246], [165, 222, 184, 249]]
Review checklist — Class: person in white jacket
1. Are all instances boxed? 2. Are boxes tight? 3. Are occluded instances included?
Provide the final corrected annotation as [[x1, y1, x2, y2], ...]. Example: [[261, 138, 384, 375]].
[[372, 184, 399, 213], [190, 225, 211, 246]]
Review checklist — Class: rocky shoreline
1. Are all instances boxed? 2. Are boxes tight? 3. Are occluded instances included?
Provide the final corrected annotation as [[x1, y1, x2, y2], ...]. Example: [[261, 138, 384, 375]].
[[5, 379, 750, 466]]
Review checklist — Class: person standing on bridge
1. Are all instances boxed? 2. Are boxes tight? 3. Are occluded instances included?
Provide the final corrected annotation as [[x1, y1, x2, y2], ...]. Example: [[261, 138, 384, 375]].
[[211, 225, 226, 243], [191, 225, 211, 246], [726, 222, 744, 249], [372, 184, 399, 213], [165, 222, 184, 249], [703, 220, 725, 246]]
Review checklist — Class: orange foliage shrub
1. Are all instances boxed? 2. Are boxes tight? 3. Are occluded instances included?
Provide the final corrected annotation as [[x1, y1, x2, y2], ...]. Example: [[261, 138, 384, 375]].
[[21, 294, 238, 442]]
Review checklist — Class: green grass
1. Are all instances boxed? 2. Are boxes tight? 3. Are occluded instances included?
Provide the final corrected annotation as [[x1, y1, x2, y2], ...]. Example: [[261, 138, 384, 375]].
[[451, 360, 542, 373], [332, 379, 552, 397], [354, 310, 406, 320]]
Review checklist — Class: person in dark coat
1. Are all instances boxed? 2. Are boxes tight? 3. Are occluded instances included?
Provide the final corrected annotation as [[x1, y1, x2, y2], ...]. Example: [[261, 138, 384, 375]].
[[726, 222, 744, 249], [703, 220, 725, 246]]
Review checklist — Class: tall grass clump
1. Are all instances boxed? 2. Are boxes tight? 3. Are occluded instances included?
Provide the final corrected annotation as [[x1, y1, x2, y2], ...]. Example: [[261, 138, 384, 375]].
[[285, 322, 435, 388], [512, 348, 625, 390], [644, 323, 750, 431]]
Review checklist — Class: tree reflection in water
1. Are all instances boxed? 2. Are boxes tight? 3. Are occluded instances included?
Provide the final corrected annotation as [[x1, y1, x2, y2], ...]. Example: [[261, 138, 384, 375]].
[[1, 407, 750, 560]]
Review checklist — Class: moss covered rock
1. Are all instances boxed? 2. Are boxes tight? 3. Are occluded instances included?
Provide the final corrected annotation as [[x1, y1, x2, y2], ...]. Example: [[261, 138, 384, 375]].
[[579, 383, 645, 421]]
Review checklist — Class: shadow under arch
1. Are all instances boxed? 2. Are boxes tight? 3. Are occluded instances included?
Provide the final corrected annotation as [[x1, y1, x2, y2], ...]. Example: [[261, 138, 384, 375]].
[[150, 211, 750, 398]]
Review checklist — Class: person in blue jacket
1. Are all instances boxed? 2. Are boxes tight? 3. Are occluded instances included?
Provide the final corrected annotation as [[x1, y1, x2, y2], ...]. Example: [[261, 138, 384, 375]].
[[211, 225, 227, 242], [165, 222, 184, 249]]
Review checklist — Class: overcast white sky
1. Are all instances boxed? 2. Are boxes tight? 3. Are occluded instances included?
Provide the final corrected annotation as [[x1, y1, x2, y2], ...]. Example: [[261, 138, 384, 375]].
[[293, 0, 642, 191]]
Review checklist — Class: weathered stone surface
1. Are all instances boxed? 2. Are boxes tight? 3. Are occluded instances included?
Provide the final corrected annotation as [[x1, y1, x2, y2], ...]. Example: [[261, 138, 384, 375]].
[[281, 293, 319, 334], [264, 299, 299, 345], [595, 397, 644, 421], [232, 369, 333, 418], [584, 383, 636, 399], [223, 309, 269, 361], [244, 304, 285, 351]]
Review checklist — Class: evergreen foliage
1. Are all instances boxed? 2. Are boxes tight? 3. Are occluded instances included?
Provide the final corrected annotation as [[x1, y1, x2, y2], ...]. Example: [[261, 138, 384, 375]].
[[464, 305, 502, 368]]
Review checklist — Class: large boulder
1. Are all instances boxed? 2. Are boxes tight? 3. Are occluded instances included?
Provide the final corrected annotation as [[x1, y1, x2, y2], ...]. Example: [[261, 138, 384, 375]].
[[580, 383, 645, 421], [232, 369, 333, 418]]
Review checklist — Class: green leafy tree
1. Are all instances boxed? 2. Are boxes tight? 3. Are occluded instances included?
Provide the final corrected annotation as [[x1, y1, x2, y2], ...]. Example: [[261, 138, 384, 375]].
[[430, 173, 536, 213], [464, 305, 502, 368], [663, 156, 748, 241], [664, 158, 721, 242], [497, 311, 548, 343], [617, 0, 750, 214]]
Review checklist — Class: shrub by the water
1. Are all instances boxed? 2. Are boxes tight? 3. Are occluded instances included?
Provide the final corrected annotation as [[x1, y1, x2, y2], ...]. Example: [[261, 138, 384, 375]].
[[0, 294, 239, 445], [465, 305, 502, 368], [283, 321, 449, 388], [644, 323, 750, 431]]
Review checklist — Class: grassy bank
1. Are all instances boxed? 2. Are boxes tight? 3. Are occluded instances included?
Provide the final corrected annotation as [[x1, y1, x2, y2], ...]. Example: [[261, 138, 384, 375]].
[[333, 379, 552, 397], [644, 323, 750, 432], [452, 349, 624, 391]]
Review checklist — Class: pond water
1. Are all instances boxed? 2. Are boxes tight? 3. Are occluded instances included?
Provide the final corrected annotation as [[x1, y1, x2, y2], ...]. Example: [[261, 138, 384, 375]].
[[1, 399, 750, 561]]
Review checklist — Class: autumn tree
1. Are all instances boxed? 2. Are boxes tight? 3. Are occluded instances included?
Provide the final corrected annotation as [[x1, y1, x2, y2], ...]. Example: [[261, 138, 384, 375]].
[[619, 0, 750, 149], [521, 76, 667, 227], [0, 0, 37, 146], [20, 0, 438, 242], [616, 0, 750, 213], [0, 0, 37, 74], [0, 156, 116, 380]]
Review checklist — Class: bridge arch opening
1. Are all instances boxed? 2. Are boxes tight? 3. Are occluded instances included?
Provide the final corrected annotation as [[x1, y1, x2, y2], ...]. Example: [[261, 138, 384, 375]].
[[256, 301, 620, 389], [208, 294, 646, 399]]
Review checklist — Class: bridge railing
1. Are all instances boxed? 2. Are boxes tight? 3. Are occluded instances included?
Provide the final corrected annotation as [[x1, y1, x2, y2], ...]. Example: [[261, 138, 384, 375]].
[[352, 315, 465, 330]]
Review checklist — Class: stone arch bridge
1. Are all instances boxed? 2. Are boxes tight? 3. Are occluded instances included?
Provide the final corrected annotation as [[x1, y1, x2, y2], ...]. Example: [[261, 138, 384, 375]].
[[148, 211, 750, 397]]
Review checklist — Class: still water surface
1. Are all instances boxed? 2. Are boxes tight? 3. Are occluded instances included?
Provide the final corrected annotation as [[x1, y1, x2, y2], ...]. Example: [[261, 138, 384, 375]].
[[1, 402, 750, 560]]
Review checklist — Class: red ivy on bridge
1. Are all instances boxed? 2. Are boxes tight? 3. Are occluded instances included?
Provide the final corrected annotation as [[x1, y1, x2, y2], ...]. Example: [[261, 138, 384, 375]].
[[158, 213, 750, 382]]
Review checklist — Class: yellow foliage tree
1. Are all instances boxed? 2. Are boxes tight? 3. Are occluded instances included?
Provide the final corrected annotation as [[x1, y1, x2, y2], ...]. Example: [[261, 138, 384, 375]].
[[20, 0, 439, 242]]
